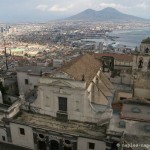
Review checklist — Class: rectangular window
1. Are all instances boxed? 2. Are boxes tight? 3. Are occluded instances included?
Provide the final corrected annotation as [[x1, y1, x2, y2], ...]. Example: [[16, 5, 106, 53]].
[[89, 142, 95, 150], [34, 86, 38, 89], [76, 101, 79, 111], [25, 79, 29, 85], [2, 136, 5, 141], [120, 97, 126, 100], [58, 97, 67, 112], [19, 128, 25, 135]]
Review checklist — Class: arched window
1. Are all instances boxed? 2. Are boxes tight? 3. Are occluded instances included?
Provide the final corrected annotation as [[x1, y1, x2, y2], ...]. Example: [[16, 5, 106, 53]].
[[39, 134, 44, 139], [138, 57, 143, 69], [64, 140, 72, 150], [145, 47, 149, 54], [50, 140, 59, 150]]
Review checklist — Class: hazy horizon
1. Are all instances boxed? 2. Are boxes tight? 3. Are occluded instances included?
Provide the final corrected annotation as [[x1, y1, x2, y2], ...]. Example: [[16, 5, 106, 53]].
[[0, 0, 150, 23]]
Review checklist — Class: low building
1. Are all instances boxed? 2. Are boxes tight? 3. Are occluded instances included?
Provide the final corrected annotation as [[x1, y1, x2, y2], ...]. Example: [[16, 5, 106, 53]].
[[53, 59, 64, 68], [0, 98, 21, 144], [107, 98, 150, 150], [1, 54, 114, 150], [10, 48, 26, 56], [16, 66, 55, 96], [94, 53, 133, 71], [95, 53, 133, 86]]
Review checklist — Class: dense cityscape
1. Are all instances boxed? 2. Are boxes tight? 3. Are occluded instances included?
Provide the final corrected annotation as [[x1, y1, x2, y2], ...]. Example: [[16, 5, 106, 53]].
[[0, 2, 150, 150]]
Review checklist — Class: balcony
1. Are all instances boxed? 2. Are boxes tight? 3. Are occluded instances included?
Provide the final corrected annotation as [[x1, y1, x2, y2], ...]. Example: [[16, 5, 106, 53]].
[[56, 111, 68, 121]]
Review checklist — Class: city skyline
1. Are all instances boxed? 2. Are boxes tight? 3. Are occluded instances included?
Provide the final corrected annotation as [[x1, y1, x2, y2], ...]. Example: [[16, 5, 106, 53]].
[[0, 0, 150, 23]]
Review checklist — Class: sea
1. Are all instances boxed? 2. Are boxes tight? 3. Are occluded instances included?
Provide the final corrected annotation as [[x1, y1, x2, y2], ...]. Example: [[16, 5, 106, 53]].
[[109, 28, 150, 48]]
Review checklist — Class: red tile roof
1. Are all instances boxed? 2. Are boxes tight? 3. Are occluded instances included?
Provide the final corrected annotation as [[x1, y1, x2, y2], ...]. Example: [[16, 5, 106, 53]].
[[61, 54, 102, 86]]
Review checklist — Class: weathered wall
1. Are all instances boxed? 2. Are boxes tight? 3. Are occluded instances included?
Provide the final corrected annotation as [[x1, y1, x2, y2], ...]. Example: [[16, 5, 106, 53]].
[[77, 137, 106, 150], [10, 123, 34, 149], [134, 88, 150, 99], [17, 72, 40, 95], [116, 91, 132, 101], [0, 127, 7, 142]]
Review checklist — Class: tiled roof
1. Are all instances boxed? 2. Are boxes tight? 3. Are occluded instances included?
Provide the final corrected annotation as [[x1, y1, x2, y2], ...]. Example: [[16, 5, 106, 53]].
[[94, 53, 133, 62], [60, 54, 101, 86]]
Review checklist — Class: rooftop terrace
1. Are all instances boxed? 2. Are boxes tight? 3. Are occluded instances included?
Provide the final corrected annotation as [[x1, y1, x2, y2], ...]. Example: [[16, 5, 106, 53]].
[[11, 111, 106, 140]]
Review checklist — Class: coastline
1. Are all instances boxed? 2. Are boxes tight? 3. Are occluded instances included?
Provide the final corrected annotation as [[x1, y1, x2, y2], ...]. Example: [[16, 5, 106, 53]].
[[109, 28, 150, 47]]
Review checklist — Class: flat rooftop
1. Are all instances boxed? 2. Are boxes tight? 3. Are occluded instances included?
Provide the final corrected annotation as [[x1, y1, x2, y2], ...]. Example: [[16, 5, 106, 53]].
[[11, 111, 106, 140], [121, 103, 150, 122], [16, 66, 55, 75], [109, 113, 150, 137]]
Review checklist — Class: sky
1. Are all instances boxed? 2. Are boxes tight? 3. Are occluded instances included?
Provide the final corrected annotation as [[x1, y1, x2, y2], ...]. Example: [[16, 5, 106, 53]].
[[0, 0, 150, 23]]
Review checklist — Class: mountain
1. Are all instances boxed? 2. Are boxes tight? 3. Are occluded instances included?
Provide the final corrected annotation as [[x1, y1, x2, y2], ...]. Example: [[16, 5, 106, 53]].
[[66, 7, 148, 22]]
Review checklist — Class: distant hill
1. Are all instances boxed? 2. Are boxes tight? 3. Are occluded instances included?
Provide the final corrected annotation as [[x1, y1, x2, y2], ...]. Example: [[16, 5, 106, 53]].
[[66, 7, 148, 22]]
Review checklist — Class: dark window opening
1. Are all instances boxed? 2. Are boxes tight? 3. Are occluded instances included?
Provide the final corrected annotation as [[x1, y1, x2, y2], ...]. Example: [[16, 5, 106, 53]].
[[65, 140, 71, 144], [64, 140, 72, 150], [89, 143, 95, 150], [38, 141, 46, 150], [34, 85, 38, 89], [120, 97, 126, 100], [39, 134, 44, 139], [58, 97, 67, 112], [51, 140, 59, 150], [138, 58, 143, 69], [110, 61, 112, 67], [148, 61, 150, 70], [111, 142, 118, 150], [25, 79, 29, 85], [145, 47, 149, 54], [19, 128, 25, 135], [2, 136, 5, 141]]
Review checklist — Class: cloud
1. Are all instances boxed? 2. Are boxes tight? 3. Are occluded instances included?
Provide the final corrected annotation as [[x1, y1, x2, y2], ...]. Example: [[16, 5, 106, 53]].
[[136, 2, 148, 9], [49, 4, 73, 12], [36, 4, 48, 11], [98, 2, 128, 9], [36, 4, 74, 12]]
